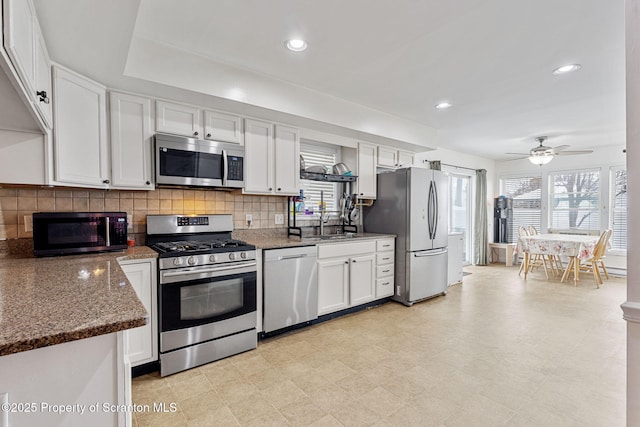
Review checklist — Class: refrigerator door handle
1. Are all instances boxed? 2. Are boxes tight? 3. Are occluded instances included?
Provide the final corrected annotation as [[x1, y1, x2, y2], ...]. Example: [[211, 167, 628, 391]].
[[432, 179, 439, 238], [427, 181, 434, 239], [413, 248, 448, 257]]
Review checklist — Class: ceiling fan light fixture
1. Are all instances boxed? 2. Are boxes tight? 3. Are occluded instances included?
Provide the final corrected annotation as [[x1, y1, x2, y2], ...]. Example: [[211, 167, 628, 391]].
[[552, 64, 581, 75], [285, 39, 307, 52], [435, 102, 452, 110], [528, 154, 553, 166]]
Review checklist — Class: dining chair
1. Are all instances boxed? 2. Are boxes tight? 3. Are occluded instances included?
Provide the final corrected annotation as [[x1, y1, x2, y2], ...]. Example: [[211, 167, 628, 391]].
[[519, 225, 552, 278], [577, 229, 612, 288], [528, 225, 563, 275], [517, 226, 529, 275]]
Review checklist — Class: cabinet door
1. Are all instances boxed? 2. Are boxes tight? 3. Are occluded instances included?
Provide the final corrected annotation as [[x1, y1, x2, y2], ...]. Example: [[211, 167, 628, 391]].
[[110, 92, 154, 189], [3, 0, 36, 98], [204, 110, 242, 144], [243, 119, 274, 194], [317, 258, 349, 315], [273, 124, 300, 195], [377, 146, 397, 167], [398, 150, 414, 167], [52, 65, 109, 188], [349, 254, 375, 306], [33, 25, 52, 128], [356, 142, 377, 199], [156, 100, 202, 137], [120, 260, 158, 367]]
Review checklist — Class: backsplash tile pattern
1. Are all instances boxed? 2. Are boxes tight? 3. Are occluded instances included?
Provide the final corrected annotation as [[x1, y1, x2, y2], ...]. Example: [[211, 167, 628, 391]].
[[0, 188, 287, 244]]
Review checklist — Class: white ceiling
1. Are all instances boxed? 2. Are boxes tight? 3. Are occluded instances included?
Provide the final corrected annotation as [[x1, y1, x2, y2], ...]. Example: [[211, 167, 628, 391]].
[[33, 0, 626, 159]]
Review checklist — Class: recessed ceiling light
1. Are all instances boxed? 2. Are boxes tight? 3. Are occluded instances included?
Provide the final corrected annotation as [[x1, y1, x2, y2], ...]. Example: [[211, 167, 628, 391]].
[[435, 102, 452, 110], [285, 39, 307, 52], [552, 64, 581, 75]]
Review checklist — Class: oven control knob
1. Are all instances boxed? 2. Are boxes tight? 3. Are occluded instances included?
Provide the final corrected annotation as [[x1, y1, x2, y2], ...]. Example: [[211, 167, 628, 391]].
[[240, 252, 247, 259], [229, 253, 236, 261], [209, 254, 217, 263], [173, 258, 182, 266], [188, 256, 197, 266]]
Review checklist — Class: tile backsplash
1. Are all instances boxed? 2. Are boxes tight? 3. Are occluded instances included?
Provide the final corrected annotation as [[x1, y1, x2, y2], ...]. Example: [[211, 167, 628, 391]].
[[0, 187, 287, 244]]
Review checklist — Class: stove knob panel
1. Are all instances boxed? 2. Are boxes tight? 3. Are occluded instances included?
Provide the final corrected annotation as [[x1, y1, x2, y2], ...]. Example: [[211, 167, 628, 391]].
[[240, 252, 247, 259], [209, 254, 217, 263], [229, 253, 236, 261], [173, 258, 182, 266], [188, 256, 197, 266]]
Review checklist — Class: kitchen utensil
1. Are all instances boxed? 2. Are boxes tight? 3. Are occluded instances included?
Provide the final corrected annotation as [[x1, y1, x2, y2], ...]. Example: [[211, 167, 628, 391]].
[[332, 162, 350, 175], [300, 154, 306, 171], [349, 207, 360, 223], [306, 165, 328, 174]]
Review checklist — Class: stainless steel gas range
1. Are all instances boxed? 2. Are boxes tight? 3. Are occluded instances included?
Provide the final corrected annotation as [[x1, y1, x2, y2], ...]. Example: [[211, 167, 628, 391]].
[[147, 214, 257, 377]]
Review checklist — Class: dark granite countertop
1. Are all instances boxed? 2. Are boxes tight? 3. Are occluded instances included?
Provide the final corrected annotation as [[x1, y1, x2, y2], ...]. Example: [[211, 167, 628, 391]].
[[0, 246, 157, 356]]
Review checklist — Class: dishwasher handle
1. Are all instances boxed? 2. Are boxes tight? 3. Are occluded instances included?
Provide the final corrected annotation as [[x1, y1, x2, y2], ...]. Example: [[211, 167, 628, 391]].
[[277, 254, 309, 261]]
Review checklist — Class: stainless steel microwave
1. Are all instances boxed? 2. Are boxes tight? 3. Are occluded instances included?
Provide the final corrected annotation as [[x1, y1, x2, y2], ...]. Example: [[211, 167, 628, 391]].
[[33, 212, 128, 257], [155, 133, 244, 189]]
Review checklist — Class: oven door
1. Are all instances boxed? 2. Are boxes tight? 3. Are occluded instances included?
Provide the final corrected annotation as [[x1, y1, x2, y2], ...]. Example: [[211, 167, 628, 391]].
[[159, 261, 257, 334]]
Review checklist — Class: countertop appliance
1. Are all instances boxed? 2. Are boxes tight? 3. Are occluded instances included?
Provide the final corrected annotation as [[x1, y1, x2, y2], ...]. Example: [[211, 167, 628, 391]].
[[155, 133, 244, 189], [263, 246, 318, 334], [147, 214, 257, 376], [33, 212, 128, 257], [363, 167, 449, 305]]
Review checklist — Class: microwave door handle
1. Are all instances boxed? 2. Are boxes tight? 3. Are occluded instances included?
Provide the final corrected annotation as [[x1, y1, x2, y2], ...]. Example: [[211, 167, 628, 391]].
[[222, 149, 228, 186], [105, 217, 110, 247]]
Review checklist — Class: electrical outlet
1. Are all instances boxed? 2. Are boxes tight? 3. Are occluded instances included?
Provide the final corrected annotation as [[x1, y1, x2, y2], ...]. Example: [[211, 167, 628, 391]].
[[127, 214, 133, 229], [245, 214, 253, 226], [24, 215, 33, 232], [1, 392, 8, 427], [274, 214, 284, 225]]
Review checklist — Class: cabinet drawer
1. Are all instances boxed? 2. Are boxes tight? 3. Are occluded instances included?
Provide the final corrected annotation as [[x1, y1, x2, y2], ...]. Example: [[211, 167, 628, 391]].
[[376, 253, 394, 265], [377, 264, 394, 278], [318, 240, 376, 259], [376, 277, 394, 298], [376, 238, 395, 252]]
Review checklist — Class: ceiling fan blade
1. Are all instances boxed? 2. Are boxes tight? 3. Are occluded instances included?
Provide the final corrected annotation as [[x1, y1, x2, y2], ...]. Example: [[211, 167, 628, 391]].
[[555, 150, 594, 156], [552, 145, 570, 152], [503, 155, 530, 161], [505, 152, 530, 156]]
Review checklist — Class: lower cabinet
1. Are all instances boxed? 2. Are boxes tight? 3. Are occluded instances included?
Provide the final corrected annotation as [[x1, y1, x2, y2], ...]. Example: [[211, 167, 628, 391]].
[[119, 258, 158, 367], [317, 239, 391, 316]]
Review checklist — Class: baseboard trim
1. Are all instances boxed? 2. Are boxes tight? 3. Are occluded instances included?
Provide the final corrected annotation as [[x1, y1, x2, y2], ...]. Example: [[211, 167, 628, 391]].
[[621, 301, 640, 324]]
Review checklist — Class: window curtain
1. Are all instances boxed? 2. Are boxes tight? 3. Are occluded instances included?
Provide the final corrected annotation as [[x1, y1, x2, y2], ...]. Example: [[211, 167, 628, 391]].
[[473, 169, 488, 265]]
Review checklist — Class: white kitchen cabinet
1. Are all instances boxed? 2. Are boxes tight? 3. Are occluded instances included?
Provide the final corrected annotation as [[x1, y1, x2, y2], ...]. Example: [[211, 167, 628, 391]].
[[204, 110, 242, 144], [448, 233, 464, 285], [3, 0, 53, 128], [317, 240, 377, 315], [377, 146, 414, 168], [375, 237, 395, 298], [156, 100, 202, 137], [110, 91, 154, 189], [244, 119, 300, 196], [52, 64, 109, 188], [356, 142, 377, 199], [120, 258, 158, 367]]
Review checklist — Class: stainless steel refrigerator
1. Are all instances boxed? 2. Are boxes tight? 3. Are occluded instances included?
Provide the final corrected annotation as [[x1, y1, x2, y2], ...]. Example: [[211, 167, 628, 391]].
[[363, 167, 448, 306]]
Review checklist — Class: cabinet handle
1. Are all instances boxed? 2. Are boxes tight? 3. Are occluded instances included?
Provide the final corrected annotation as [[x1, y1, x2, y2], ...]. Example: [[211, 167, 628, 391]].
[[277, 188, 282, 191], [103, 179, 110, 184], [344, 261, 349, 264], [360, 193, 363, 196], [206, 133, 211, 138], [269, 187, 273, 191], [36, 90, 50, 104], [382, 282, 390, 286], [352, 259, 356, 263], [145, 181, 151, 185], [194, 131, 199, 136], [382, 269, 390, 273]]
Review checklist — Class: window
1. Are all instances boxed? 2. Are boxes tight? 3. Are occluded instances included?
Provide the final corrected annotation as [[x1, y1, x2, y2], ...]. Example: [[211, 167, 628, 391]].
[[610, 167, 627, 251], [501, 175, 542, 243], [549, 170, 600, 231], [299, 141, 339, 213]]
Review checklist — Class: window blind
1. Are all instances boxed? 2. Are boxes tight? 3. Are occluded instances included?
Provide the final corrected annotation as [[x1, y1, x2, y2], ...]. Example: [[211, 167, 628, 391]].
[[501, 176, 542, 243], [300, 142, 338, 211], [611, 168, 627, 251]]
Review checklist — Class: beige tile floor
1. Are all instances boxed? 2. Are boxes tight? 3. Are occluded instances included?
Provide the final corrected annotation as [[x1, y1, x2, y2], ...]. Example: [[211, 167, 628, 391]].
[[132, 264, 626, 426]]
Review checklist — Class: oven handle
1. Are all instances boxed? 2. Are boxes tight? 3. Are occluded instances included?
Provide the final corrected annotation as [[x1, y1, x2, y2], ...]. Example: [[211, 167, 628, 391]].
[[160, 261, 257, 284]]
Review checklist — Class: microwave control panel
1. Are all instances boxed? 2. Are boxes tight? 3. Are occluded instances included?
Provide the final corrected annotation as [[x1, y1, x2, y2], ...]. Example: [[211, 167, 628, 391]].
[[227, 157, 243, 181]]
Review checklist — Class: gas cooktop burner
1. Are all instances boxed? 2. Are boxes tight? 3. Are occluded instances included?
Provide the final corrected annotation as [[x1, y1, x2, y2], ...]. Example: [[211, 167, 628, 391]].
[[152, 239, 251, 254]]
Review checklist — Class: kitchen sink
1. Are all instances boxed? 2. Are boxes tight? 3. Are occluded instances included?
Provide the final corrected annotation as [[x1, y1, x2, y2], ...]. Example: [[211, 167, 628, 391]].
[[301, 233, 357, 242]]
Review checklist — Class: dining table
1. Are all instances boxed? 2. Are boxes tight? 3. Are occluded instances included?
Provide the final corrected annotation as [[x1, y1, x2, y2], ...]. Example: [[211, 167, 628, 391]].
[[518, 233, 600, 285]]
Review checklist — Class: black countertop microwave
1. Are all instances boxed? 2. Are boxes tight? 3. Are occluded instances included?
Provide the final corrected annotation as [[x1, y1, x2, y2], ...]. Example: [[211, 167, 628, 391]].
[[155, 133, 244, 189], [33, 212, 128, 257]]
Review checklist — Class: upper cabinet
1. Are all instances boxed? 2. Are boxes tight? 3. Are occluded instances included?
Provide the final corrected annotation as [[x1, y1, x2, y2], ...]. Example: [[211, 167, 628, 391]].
[[52, 65, 109, 188], [3, 0, 53, 128], [356, 142, 377, 199], [110, 92, 155, 190], [244, 118, 299, 196], [377, 146, 414, 168], [156, 100, 243, 144]]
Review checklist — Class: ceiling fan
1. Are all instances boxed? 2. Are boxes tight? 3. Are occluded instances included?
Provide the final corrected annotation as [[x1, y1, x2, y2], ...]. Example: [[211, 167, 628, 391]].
[[506, 136, 594, 165]]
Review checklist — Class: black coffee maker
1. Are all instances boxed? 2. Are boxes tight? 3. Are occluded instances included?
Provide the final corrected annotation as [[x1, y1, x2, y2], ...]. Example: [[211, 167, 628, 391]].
[[493, 196, 513, 243]]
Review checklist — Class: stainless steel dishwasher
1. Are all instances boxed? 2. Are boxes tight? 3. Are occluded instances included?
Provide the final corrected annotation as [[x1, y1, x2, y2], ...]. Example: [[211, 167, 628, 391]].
[[263, 246, 318, 333]]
